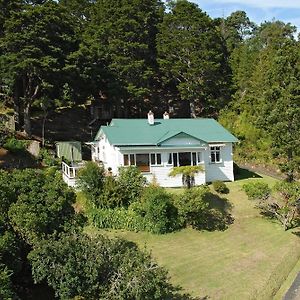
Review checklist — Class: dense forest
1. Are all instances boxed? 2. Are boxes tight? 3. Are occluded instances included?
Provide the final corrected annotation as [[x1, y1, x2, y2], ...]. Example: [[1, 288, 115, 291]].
[[0, 0, 299, 178]]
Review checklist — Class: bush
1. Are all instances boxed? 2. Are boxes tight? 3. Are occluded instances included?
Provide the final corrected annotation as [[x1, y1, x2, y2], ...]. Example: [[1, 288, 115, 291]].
[[212, 181, 229, 194], [117, 166, 147, 206], [3, 137, 28, 153], [77, 162, 105, 206], [89, 207, 146, 232], [243, 181, 271, 201], [173, 186, 210, 229], [29, 232, 174, 299], [90, 186, 179, 234], [132, 186, 179, 234], [98, 176, 122, 208], [39, 148, 59, 167]]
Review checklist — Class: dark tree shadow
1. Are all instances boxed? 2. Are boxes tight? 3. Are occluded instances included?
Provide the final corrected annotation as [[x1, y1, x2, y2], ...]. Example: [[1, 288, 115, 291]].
[[195, 193, 234, 231], [204, 193, 233, 214], [292, 230, 300, 237], [234, 167, 262, 181]]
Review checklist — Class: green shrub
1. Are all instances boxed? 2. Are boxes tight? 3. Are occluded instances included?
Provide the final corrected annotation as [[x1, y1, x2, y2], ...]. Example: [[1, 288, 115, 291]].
[[39, 148, 60, 167], [173, 186, 210, 229], [243, 181, 271, 201], [212, 181, 229, 194], [77, 162, 105, 206], [89, 207, 146, 232], [90, 186, 179, 234], [3, 137, 27, 153], [117, 166, 147, 206], [98, 176, 122, 208], [132, 186, 179, 234]]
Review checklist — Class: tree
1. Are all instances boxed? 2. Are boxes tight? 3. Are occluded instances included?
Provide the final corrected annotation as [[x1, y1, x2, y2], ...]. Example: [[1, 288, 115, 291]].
[[8, 169, 76, 245], [220, 11, 256, 53], [29, 232, 174, 299], [157, 0, 231, 117], [169, 166, 204, 188], [80, 0, 163, 117], [0, 1, 78, 136], [258, 181, 300, 230]]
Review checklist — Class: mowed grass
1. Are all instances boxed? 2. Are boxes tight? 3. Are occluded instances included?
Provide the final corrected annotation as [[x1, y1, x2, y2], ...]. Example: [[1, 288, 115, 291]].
[[85, 170, 300, 299]]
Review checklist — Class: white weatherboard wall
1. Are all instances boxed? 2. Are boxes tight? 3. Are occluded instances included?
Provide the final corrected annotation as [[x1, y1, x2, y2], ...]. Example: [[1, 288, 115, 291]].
[[205, 143, 234, 182], [92, 131, 234, 187]]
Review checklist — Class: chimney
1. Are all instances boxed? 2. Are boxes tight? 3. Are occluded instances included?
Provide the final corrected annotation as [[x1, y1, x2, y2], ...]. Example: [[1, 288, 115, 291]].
[[147, 110, 154, 125], [163, 111, 169, 119]]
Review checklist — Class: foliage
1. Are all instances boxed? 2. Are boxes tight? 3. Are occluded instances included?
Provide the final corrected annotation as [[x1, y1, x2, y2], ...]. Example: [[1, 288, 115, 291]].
[[258, 181, 300, 230], [89, 186, 179, 234], [173, 186, 210, 229], [117, 166, 147, 206], [0, 1, 78, 136], [0, 265, 16, 300], [38, 148, 59, 167], [77, 162, 105, 206], [29, 232, 174, 299], [8, 169, 76, 245], [212, 181, 229, 194], [243, 181, 271, 201], [89, 207, 146, 232], [169, 166, 204, 189], [3, 137, 28, 154], [132, 186, 179, 234], [157, 0, 231, 116]]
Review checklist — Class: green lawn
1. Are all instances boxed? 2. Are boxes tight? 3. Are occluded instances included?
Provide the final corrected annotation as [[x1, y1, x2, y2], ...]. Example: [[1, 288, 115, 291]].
[[85, 171, 300, 299]]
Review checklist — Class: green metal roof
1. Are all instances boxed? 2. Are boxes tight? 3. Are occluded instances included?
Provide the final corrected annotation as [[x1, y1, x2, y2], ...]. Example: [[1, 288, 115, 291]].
[[56, 141, 82, 162], [94, 118, 238, 146]]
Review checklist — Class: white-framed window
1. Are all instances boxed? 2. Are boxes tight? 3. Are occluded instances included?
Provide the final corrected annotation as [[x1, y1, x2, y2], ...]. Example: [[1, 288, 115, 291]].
[[150, 153, 162, 166], [167, 152, 203, 167], [197, 152, 203, 164], [123, 154, 150, 172], [210, 146, 221, 163]]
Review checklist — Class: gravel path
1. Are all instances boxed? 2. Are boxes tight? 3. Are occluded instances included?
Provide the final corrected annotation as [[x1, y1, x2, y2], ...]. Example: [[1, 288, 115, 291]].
[[283, 272, 300, 300]]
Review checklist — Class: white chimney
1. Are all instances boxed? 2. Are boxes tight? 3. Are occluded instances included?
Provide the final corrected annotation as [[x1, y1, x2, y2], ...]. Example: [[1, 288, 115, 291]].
[[163, 111, 169, 119], [147, 110, 154, 125]]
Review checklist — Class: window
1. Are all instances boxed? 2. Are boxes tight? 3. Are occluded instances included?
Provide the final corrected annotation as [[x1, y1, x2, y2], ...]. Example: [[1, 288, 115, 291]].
[[192, 152, 197, 166], [123, 153, 150, 172], [124, 154, 129, 166], [179, 152, 191, 166], [210, 146, 221, 163], [150, 153, 162, 166], [167, 152, 203, 167], [136, 154, 150, 172]]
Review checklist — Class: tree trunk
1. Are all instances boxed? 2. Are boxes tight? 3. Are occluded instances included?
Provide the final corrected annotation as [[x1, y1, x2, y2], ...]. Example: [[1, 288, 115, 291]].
[[42, 110, 48, 147], [13, 78, 23, 131], [189, 101, 196, 118], [24, 102, 32, 138]]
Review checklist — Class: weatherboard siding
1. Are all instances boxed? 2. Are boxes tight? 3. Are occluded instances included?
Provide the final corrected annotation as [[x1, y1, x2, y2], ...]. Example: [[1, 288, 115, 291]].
[[205, 143, 234, 182], [93, 132, 234, 187]]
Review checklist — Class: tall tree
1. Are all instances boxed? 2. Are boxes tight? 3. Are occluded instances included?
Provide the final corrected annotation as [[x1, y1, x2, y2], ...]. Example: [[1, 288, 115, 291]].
[[0, 1, 78, 136], [157, 0, 231, 117], [80, 0, 163, 117]]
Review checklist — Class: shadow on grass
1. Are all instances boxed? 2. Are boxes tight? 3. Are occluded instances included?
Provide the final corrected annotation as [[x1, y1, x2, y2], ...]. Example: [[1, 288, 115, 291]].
[[197, 193, 234, 232], [292, 230, 300, 237], [234, 167, 262, 181], [205, 192, 233, 213]]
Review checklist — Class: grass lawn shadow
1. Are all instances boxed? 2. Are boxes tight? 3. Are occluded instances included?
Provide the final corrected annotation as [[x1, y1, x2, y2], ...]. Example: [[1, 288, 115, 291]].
[[235, 167, 262, 181], [205, 192, 233, 214]]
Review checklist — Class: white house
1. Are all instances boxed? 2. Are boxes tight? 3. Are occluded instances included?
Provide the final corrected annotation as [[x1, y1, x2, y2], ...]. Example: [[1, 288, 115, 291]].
[[91, 114, 238, 187]]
